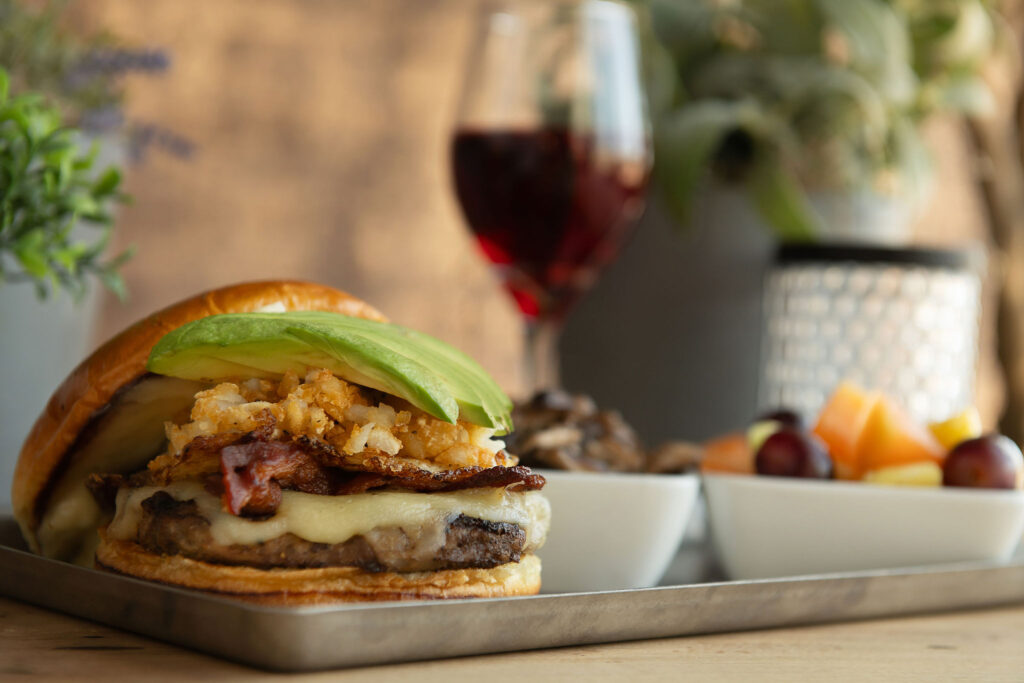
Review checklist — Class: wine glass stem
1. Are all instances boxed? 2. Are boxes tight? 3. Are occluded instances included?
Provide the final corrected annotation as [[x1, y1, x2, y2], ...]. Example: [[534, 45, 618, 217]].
[[524, 318, 561, 394]]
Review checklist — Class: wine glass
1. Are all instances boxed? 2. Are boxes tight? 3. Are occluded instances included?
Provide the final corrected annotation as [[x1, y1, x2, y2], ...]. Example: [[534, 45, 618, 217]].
[[451, 0, 651, 394]]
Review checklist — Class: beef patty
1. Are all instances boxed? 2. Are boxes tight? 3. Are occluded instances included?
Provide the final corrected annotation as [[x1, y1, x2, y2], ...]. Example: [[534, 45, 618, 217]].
[[134, 491, 527, 573]]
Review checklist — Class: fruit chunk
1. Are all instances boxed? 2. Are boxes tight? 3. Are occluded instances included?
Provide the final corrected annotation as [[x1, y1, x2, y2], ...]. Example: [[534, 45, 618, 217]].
[[812, 382, 879, 480], [747, 420, 783, 453], [942, 435, 1024, 490], [929, 407, 983, 452], [701, 433, 754, 475], [862, 462, 942, 487], [856, 398, 945, 475], [755, 408, 806, 431], [755, 429, 833, 479]]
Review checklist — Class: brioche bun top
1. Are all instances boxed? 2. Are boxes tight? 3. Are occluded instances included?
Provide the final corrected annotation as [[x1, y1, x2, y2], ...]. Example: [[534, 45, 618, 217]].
[[12, 280, 385, 554]]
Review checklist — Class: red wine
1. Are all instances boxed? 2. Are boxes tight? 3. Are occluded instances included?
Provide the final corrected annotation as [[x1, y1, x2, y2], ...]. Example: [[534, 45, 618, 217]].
[[452, 128, 648, 321]]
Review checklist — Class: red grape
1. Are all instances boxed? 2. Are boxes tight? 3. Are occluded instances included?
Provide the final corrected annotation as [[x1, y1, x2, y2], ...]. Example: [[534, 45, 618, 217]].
[[755, 428, 833, 479], [942, 434, 1024, 490], [755, 408, 806, 431]]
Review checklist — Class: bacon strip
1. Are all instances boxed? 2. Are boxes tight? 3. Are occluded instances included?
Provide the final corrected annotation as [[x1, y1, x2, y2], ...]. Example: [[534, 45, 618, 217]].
[[329, 465, 546, 495], [221, 441, 334, 516], [148, 414, 278, 487], [219, 439, 545, 517], [90, 434, 546, 518]]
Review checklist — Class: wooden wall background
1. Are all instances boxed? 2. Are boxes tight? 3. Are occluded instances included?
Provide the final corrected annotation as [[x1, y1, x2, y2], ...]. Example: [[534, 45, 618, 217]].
[[75, 0, 526, 393], [74, 0, 1002, 432]]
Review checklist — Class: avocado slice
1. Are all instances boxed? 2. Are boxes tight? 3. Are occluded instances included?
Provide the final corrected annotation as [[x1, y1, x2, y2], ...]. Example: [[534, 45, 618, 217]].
[[284, 312, 511, 432], [146, 312, 513, 432], [396, 326, 512, 432]]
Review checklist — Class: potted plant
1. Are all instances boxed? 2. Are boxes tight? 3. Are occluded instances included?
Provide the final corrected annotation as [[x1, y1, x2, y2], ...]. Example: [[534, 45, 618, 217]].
[[562, 0, 1004, 443], [643, 0, 1001, 243], [0, 0, 186, 507], [0, 65, 130, 505], [0, 69, 129, 296]]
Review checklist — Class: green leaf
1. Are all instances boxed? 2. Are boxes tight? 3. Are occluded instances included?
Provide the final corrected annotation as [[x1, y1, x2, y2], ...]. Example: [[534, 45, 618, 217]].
[[71, 142, 98, 171], [889, 117, 933, 206], [655, 100, 774, 228], [754, 0, 825, 55], [97, 269, 128, 302], [66, 192, 101, 217], [14, 230, 52, 278], [33, 280, 49, 300], [53, 244, 86, 273], [817, 0, 917, 105], [105, 245, 136, 269], [23, 107, 59, 141], [38, 128, 72, 155], [0, 69, 8, 105], [91, 168, 122, 196], [937, 75, 994, 115], [648, 0, 718, 64], [644, 39, 678, 119], [910, 0, 993, 69], [78, 228, 113, 260], [0, 76, 131, 300], [49, 147, 74, 192], [746, 159, 820, 242]]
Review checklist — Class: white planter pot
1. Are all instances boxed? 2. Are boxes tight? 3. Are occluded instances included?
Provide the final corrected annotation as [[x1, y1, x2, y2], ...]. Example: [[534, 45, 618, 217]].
[[0, 133, 124, 510], [0, 286, 101, 509], [808, 189, 916, 246]]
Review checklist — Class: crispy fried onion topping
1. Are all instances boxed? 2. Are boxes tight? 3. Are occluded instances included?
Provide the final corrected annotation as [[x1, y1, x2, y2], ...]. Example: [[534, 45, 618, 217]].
[[160, 369, 513, 471]]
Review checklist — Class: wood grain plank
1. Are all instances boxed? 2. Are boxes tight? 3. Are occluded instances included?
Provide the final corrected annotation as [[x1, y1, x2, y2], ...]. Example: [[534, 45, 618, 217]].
[[3, 596, 1023, 680]]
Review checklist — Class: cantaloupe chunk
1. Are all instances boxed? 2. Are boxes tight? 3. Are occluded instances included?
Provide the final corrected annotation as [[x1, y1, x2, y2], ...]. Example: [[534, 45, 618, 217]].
[[856, 397, 945, 476], [812, 382, 879, 480], [701, 432, 753, 475]]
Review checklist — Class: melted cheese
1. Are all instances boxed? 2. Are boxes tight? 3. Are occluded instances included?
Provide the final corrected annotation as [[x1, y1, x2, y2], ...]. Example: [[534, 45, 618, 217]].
[[109, 482, 550, 550]]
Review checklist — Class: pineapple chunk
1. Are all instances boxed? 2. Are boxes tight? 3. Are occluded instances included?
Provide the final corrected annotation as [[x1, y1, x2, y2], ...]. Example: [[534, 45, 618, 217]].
[[862, 462, 943, 487], [929, 407, 983, 452]]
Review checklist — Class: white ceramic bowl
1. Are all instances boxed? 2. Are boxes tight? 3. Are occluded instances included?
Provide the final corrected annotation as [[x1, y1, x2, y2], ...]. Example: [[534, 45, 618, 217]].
[[535, 470, 700, 593], [704, 473, 1024, 580]]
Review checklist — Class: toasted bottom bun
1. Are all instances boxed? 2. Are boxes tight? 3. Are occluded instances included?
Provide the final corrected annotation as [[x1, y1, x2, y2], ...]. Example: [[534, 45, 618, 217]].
[[95, 534, 542, 605]]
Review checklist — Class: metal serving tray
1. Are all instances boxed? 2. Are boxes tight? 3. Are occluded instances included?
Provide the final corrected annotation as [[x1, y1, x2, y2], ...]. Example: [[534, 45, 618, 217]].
[[2, 517, 1023, 672]]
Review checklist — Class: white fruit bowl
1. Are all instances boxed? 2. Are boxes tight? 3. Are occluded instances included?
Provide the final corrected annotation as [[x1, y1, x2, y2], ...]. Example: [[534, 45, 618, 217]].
[[703, 473, 1024, 580], [535, 470, 700, 593]]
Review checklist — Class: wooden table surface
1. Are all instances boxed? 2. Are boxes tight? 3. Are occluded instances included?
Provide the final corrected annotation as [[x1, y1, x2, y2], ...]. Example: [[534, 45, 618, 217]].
[[3, 596, 1023, 681]]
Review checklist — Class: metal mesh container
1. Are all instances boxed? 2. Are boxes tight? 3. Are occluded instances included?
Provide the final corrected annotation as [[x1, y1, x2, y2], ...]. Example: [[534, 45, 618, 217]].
[[759, 245, 982, 423]]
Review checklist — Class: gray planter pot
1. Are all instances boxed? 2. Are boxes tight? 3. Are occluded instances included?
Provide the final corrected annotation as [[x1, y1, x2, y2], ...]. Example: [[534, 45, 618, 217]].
[[561, 191, 774, 445], [561, 187, 915, 446]]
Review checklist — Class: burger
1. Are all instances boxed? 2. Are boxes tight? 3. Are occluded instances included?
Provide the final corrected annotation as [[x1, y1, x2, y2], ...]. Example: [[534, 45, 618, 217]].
[[12, 281, 550, 604]]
